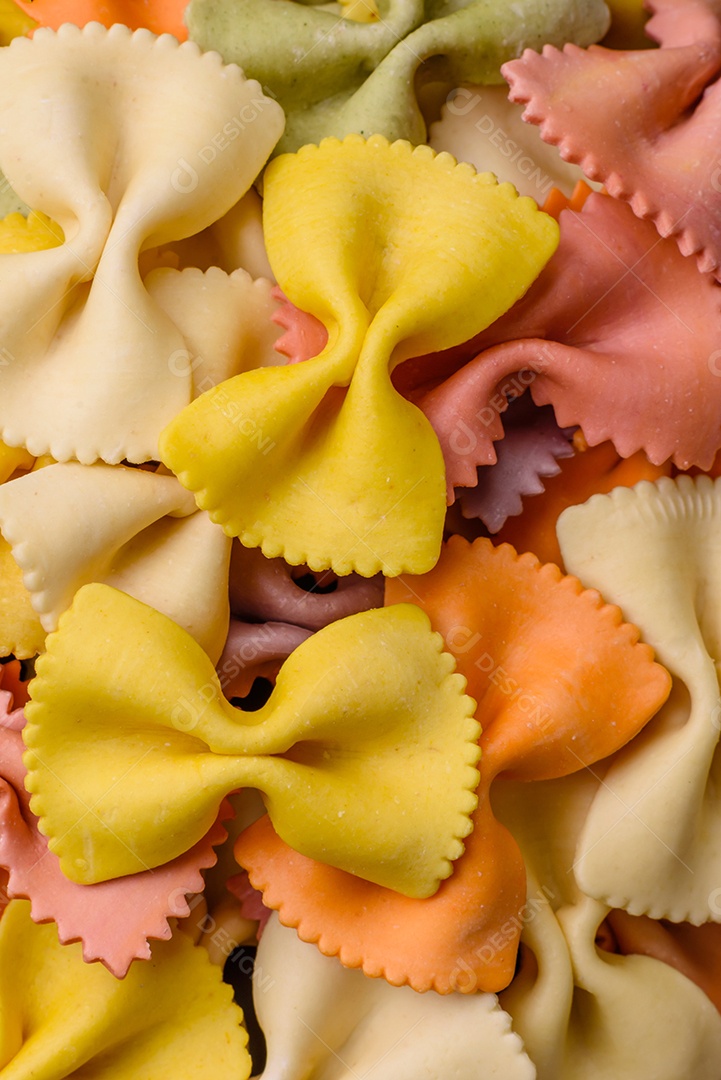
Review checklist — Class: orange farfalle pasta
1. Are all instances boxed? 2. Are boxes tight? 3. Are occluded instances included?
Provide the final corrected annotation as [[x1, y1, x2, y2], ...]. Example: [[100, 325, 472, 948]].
[[11, 0, 189, 39], [235, 536, 670, 993], [160, 134, 559, 577]]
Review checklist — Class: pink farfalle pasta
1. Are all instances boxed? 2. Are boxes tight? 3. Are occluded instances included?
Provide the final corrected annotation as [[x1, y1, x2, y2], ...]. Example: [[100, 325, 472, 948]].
[[0, 682, 234, 977], [235, 537, 670, 994], [502, 0, 721, 276], [418, 192, 721, 472], [455, 397, 575, 531], [229, 542, 383, 630], [216, 618, 312, 699], [0, 23, 284, 464]]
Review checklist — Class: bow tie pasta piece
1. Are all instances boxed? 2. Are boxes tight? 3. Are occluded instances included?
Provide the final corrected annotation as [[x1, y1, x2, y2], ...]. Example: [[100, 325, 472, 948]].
[[0, 23, 284, 464], [455, 399, 575, 532], [234, 536, 669, 993], [0, 899, 251, 1079], [0, 698, 233, 977], [557, 475, 721, 923], [419, 192, 721, 479], [0, 462, 232, 663], [494, 775, 721, 1080], [495, 441, 670, 569], [160, 135, 559, 577], [146, 266, 284, 394], [502, 0, 721, 277], [23, 583, 481, 897], [186, 0, 610, 154], [252, 914, 535, 1080]]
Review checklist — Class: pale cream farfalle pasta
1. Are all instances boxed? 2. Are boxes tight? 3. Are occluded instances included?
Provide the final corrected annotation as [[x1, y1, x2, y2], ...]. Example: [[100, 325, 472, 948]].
[[0, 22, 284, 464], [0, 462, 232, 662], [429, 83, 591, 200], [494, 772, 721, 1080], [557, 475, 721, 923], [251, 913, 535, 1080]]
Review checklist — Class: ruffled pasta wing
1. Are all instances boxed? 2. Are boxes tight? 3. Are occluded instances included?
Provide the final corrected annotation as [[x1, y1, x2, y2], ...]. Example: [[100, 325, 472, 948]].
[[495, 774, 721, 1080], [252, 913, 535, 1080], [558, 475, 721, 922], [502, 0, 721, 276], [0, 462, 231, 662], [0, 23, 284, 464], [0, 701, 233, 977], [24, 583, 480, 898], [419, 192, 721, 476], [161, 135, 559, 576], [0, 899, 251, 1078], [235, 537, 669, 993]]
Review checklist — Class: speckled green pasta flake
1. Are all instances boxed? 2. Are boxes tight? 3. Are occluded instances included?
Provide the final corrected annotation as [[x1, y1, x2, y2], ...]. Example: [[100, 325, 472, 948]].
[[186, 0, 611, 153]]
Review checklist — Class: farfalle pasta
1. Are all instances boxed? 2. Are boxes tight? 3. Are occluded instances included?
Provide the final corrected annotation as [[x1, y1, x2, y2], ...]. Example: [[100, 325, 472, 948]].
[[235, 538, 669, 993], [557, 475, 721, 924], [186, 0, 610, 153], [161, 134, 559, 576], [0, 899, 251, 1078], [503, 0, 721, 276], [0, 23, 283, 464], [418, 191, 721, 474], [494, 774, 721, 1080], [0, 683, 234, 977], [24, 583, 480, 895], [1, 0, 720, 1075], [0, 462, 232, 661], [252, 914, 535, 1080]]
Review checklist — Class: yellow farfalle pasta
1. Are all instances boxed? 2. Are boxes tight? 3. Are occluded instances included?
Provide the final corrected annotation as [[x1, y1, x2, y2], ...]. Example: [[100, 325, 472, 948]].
[[0, 210, 63, 254], [0, 899, 251, 1079], [24, 583, 480, 898], [160, 134, 559, 577]]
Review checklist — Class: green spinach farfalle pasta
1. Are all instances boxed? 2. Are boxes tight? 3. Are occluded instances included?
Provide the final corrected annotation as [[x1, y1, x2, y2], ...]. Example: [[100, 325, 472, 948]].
[[186, 0, 610, 154]]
